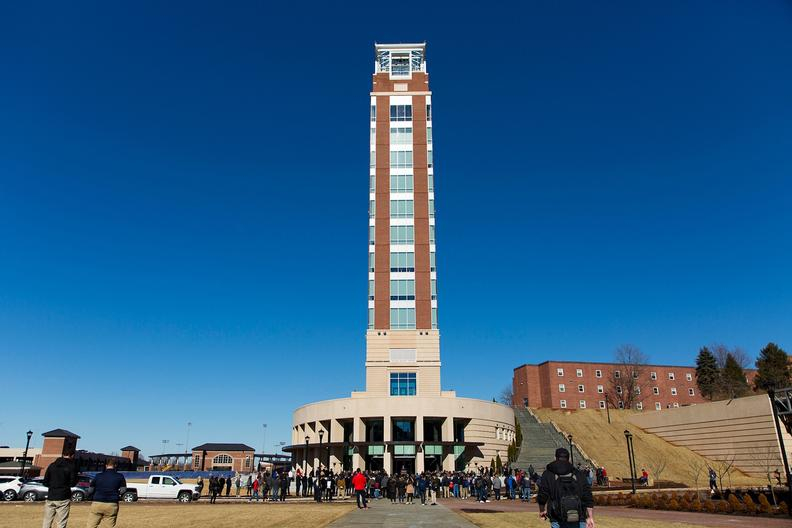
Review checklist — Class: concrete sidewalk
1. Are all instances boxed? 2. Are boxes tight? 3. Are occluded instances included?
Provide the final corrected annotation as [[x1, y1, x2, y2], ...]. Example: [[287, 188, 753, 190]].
[[328, 499, 478, 527]]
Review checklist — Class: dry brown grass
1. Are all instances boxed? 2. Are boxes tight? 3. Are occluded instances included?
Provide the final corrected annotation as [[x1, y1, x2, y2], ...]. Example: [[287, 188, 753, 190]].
[[460, 511, 715, 528], [0, 501, 354, 528], [531, 408, 761, 487]]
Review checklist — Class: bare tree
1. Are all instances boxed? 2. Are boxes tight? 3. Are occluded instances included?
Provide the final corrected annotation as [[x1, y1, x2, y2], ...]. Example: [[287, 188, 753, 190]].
[[646, 454, 668, 485], [686, 458, 708, 501], [749, 445, 782, 506], [605, 344, 650, 410], [712, 344, 750, 369], [498, 385, 515, 406], [713, 455, 736, 491]]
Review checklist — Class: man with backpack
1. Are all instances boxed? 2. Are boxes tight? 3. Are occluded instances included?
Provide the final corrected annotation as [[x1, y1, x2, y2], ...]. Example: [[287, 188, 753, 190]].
[[537, 448, 595, 528]]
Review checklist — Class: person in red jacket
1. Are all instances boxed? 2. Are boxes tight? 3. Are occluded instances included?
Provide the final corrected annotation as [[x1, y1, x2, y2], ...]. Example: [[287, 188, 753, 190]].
[[352, 469, 368, 509]]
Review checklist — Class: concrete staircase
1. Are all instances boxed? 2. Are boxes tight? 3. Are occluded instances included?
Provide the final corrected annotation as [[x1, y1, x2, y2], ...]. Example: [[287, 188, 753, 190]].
[[514, 408, 592, 472]]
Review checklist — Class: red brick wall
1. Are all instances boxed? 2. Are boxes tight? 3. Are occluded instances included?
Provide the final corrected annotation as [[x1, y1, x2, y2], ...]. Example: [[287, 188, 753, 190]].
[[512, 361, 748, 411], [191, 450, 253, 473]]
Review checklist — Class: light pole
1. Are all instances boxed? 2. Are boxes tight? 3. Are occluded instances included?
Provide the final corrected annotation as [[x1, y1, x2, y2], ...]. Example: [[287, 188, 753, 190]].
[[318, 430, 324, 472], [624, 430, 636, 494], [304, 435, 309, 476], [262, 424, 267, 455], [185, 422, 192, 454], [19, 430, 33, 477], [567, 434, 574, 465]]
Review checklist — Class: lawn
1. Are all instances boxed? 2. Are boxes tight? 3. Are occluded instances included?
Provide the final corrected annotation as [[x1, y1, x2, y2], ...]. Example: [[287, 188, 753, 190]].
[[460, 511, 716, 528], [0, 501, 354, 528]]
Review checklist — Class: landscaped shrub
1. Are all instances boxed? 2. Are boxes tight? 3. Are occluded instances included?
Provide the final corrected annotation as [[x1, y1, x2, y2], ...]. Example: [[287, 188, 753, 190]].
[[679, 498, 691, 511], [667, 498, 680, 511], [742, 495, 758, 514], [703, 500, 716, 513], [778, 501, 788, 515], [728, 494, 744, 513], [629, 494, 640, 508], [640, 495, 653, 509], [716, 500, 732, 513], [691, 499, 702, 512], [758, 494, 773, 514]]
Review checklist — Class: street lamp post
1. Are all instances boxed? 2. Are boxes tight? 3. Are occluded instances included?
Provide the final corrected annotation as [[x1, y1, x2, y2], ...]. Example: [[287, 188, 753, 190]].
[[318, 430, 324, 472], [304, 435, 309, 476], [624, 430, 636, 494], [567, 434, 574, 465], [19, 430, 33, 477]]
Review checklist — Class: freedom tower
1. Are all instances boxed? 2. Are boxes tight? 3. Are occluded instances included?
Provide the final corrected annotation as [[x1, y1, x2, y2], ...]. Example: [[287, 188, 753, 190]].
[[288, 43, 514, 475]]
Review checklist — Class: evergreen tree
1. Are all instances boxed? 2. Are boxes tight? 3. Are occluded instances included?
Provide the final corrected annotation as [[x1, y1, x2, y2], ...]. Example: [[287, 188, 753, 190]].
[[754, 342, 791, 392], [495, 453, 503, 473], [695, 347, 719, 400], [720, 353, 750, 399]]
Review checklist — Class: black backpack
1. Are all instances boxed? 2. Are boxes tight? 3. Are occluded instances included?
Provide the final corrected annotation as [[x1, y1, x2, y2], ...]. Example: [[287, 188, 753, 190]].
[[552, 472, 582, 522]]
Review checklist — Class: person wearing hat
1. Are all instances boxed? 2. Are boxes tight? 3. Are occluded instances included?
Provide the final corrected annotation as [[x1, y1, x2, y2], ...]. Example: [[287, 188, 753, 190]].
[[537, 448, 595, 528]]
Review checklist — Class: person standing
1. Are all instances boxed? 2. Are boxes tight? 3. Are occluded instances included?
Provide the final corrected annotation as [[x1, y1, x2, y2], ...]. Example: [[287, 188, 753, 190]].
[[225, 475, 232, 496], [235, 475, 241, 496], [86, 458, 126, 528], [42, 451, 78, 528], [492, 472, 502, 500], [295, 469, 302, 496], [209, 476, 219, 504], [537, 448, 595, 528], [352, 469, 368, 509]]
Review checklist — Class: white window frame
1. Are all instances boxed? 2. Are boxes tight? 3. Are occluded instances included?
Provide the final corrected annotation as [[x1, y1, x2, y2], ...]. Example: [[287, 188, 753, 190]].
[[579, 400, 587, 409], [688, 388, 695, 396], [560, 400, 567, 409], [655, 402, 662, 411], [599, 401, 606, 409], [558, 384, 566, 393], [636, 402, 643, 411], [614, 370, 621, 378], [671, 387, 677, 396], [653, 387, 659, 395], [597, 385, 604, 394], [616, 386, 623, 394], [650, 372, 657, 380], [557, 368, 564, 377], [578, 384, 585, 393], [686, 373, 693, 381], [595, 369, 602, 378], [668, 372, 675, 380], [576, 368, 583, 377]]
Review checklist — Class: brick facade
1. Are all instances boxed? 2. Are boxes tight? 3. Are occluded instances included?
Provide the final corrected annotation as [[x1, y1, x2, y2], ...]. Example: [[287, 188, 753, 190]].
[[514, 361, 713, 411], [191, 448, 253, 473]]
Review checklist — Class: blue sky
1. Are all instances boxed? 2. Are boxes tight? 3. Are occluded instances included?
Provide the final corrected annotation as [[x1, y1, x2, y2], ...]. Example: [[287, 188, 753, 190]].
[[1, 1, 790, 457]]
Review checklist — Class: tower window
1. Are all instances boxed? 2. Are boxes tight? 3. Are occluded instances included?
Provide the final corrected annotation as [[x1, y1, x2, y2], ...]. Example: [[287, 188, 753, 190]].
[[390, 252, 415, 272], [390, 199, 414, 218], [390, 372, 417, 396], [390, 105, 413, 121], [390, 127, 412, 145], [390, 226, 414, 245], [390, 174, 413, 193], [390, 151, 413, 168], [390, 308, 415, 329], [390, 279, 415, 300]]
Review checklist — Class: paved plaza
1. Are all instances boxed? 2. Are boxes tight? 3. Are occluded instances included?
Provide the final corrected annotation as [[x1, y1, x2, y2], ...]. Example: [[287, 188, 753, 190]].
[[328, 500, 477, 528]]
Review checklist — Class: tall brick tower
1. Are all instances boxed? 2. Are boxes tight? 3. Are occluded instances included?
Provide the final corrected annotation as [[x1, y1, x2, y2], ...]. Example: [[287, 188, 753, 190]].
[[366, 43, 440, 398]]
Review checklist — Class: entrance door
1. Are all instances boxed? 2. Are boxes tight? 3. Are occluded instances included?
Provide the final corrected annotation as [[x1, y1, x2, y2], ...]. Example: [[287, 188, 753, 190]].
[[393, 457, 414, 475]]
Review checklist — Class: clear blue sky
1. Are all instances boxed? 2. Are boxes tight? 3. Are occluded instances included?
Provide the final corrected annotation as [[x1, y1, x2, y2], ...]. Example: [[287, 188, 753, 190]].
[[1, 1, 790, 457]]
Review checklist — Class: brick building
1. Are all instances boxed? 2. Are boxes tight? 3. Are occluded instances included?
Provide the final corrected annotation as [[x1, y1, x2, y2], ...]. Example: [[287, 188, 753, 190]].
[[191, 443, 254, 473], [513, 361, 711, 411]]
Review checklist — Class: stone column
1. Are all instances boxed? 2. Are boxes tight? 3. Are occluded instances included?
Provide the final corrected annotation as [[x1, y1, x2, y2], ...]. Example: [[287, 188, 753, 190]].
[[383, 416, 392, 474], [442, 417, 455, 471]]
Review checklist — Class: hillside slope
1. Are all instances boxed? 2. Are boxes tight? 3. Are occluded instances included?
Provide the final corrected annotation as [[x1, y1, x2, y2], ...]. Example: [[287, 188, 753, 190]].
[[531, 408, 761, 487]]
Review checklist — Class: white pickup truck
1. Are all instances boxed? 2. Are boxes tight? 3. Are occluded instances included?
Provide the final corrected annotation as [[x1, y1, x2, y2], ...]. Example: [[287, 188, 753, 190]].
[[121, 475, 200, 502]]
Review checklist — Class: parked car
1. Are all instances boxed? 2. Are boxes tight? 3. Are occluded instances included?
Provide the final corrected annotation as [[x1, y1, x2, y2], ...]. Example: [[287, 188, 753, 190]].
[[17, 478, 89, 502], [0, 477, 25, 501], [122, 475, 199, 502]]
